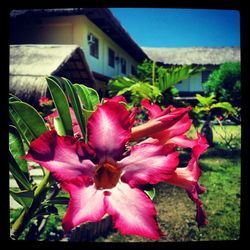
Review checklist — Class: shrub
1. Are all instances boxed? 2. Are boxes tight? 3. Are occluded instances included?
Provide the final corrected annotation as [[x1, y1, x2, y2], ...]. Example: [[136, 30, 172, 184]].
[[203, 62, 241, 109]]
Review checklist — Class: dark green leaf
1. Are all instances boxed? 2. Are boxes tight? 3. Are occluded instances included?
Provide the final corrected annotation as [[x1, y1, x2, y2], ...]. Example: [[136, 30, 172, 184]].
[[9, 101, 48, 146], [10, 189, 34, 209], [33, 205, 58, 218], [9, 126, 28, 174], [9, 152, 32, 190], [211, 102, 237, 114], [46, 197, 69, 205], [58, 77, 87, 137], [46, 76, 73, 136], [73, 83, 100, 111]]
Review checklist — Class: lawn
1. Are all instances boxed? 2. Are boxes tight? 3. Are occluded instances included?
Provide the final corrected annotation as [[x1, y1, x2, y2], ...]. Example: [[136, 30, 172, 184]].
[[10, 125, 241, 242]]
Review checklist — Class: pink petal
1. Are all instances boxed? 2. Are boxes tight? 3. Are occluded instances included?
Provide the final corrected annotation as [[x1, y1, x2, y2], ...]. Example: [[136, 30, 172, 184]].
[[61, 176, 106, 232], [103, 95, 128, 103], [164, 133, 209, 226], [23, 130, 95, 182], [130, 106, 191, 142], [118, 144, 179, 187], [166, 135, 197, 148], [152, 114, 192, 145], [104, 181, 164, 240], [165, 133, 208, 191], [141, 99, 162, 119], [87, 102, 132, 160]]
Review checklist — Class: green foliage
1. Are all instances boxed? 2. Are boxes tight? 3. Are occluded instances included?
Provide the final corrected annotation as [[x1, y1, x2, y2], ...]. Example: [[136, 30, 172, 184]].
[[9, 126, 29, 176], [108, 60, 204, 106], [46, 77, 73, 136], [74, 83, 100, 112], [9, 100, 48, 146], [108, 76, 162, 106], [193, 93, 236, 117], [9, 153, 32, 191], [10, 189, 34, 209], [157, 64, 205, 93], [203, 62, 241, 108]]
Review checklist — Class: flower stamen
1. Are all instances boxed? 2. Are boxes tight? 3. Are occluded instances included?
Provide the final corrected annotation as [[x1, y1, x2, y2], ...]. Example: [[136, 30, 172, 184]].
[[94, 161, 121, 190]]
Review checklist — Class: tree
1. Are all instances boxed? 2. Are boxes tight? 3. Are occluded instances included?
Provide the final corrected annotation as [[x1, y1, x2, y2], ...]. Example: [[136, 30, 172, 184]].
[[203, 62, 241, 109], [193, 93, 237, 146]]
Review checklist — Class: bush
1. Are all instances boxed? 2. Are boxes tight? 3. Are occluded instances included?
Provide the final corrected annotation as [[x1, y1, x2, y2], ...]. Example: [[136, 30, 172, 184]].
[[203, 62, 241, 108]]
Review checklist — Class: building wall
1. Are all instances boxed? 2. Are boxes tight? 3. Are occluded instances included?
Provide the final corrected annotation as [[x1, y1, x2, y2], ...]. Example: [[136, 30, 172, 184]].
[[11, 15, 139, 79], [81, 16, 138, 77], [175, 73, 203, 93]]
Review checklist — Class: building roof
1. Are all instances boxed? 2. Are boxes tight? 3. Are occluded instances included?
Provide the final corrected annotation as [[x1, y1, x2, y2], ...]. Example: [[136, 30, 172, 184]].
[[142, 47, 241, 66], [10, 8, 148, 63], [10, 44, 95, 106]]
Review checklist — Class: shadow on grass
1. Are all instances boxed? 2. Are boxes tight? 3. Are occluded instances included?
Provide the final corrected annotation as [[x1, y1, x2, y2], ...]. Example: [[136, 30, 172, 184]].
[[202, 145, 241, 159], [178, 144, 241, 172]]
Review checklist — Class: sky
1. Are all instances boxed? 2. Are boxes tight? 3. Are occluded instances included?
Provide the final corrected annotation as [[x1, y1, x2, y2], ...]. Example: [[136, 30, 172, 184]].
[[110, 8, 240, 48]]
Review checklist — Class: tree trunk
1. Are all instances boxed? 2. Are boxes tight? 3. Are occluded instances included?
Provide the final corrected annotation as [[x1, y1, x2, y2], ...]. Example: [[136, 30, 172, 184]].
[[201, 120, 214, 147]]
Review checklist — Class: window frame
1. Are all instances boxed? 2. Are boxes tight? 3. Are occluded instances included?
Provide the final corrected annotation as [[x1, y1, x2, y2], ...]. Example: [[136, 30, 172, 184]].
[[88, 33, 99, 59], [120, 57, 126, 74], [108, 48, 115, 68]]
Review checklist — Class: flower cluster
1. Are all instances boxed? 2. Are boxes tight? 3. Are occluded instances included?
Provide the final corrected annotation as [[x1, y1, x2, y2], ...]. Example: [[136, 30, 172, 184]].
[[23, 96, 208, 240], [39, 96, 53, 107]]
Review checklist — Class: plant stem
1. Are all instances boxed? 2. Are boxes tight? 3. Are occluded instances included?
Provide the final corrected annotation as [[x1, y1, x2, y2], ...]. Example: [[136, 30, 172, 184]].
[[10, 170, 51, 240], [152, 61, 155, 86]]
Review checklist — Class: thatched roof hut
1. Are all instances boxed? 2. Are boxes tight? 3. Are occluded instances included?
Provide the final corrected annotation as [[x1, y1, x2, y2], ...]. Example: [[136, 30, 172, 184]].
[[10, 44, 95, 106], [142, 47, 241, 66]]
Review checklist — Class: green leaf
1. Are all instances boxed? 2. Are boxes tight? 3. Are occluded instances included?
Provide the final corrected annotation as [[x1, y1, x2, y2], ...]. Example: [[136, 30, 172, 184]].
[[46, 76, 73, 136], [59, 77, 87, 137], [9, 94, 21, 102], [196, 93, 216, 107], [10, 189, 34, 209], [53, 117, 66, 136], [211, 102, 237, 114], [73, 84, 100, 111], [144, 187, 156, 200], [33, 205, 58, 218], [158, 65, 205, 93], [9, 152, 32, 191], [9, 126, 28, 174], [46, 197, 69, 205], [9, 101, 48, 145]]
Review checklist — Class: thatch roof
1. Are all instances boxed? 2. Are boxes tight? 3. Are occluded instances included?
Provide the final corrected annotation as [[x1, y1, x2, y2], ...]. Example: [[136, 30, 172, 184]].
[[10, 8, 148, 63], [10, 44, 95, 106], [142, 47, 241, 66]]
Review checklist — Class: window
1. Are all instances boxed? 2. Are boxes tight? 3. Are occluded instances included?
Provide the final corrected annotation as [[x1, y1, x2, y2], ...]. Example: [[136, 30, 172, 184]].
[[120, 58, 126, 74], [202, 71, 212, 83], [88, 33, 99, 58], [131, 65, 137, 75], [108, 48, 115, 68]]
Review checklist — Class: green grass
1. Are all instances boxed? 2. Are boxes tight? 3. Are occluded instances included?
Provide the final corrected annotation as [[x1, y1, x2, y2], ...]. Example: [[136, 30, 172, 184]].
[[10, 125, 241, 241]]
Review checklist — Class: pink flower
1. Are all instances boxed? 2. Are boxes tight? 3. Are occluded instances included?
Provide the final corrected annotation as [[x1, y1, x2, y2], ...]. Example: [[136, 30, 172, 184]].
[[103, 95, 128, 104], [39, 96, 53, 107], [131, 99, 209, 226], [131, 99, 192, 145], [165, 133, 209, 226], [217, 115, 223, 121], [23, 101, 179, 240]]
